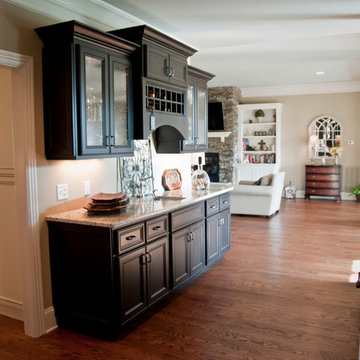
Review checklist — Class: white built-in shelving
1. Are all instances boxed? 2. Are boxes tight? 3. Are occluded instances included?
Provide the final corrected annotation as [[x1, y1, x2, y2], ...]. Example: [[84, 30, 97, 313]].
[[236, 103, 282, 181]]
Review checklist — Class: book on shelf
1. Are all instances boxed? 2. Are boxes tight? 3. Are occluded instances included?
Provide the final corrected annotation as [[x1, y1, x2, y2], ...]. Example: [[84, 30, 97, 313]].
[[243, 153, 276, 164]]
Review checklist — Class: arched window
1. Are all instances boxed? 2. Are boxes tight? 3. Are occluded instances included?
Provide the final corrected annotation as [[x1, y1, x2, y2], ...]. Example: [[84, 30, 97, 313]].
[[308, 115, 341, 159]]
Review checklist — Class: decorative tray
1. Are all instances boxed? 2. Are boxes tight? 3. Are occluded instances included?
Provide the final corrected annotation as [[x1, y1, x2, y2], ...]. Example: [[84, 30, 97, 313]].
[[162, 169, 182, 190]]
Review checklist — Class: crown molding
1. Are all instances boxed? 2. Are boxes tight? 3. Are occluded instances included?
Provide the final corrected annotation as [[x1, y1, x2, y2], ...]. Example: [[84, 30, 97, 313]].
[[241, 81, 360, 98]]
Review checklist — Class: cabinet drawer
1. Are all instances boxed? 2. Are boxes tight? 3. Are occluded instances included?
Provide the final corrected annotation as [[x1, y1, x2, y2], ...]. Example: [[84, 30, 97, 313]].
[[206, 197, 220, 217], [306, 188, 339, 196], [117, 223, 145, 254], [306, 166, 340, 174], [219, 193, 230, 211], [146, 215, 168, 242], [171, 202, 205, 232], [306, 174, 339, 181], [307, 181, 339, 188]]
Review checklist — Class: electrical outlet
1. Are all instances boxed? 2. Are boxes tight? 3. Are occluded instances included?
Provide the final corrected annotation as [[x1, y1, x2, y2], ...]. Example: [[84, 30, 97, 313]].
[[57, 184, 68, 201], [84, 180, 91, 196]]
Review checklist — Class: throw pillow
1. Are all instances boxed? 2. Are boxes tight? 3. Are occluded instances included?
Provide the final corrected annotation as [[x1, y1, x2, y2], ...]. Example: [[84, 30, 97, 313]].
[[238, 180, 256, 185], [260, 174, 273, 186]]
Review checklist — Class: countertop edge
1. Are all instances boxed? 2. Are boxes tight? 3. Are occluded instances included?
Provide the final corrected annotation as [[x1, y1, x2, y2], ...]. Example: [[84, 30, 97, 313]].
[[46, 187, 233, 229]]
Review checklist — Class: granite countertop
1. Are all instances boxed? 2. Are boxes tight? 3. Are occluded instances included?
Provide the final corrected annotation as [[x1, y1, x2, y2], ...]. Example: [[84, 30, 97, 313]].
[[46, 185, 233, 229]]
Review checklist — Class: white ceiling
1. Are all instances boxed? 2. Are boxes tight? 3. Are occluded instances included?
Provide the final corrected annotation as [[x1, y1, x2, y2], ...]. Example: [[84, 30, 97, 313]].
[[5, 0, 360, 92]]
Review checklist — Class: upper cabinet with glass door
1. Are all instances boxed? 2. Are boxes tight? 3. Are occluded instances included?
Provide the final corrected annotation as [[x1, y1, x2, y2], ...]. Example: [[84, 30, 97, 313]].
[[182, 66, 215, 152], [36, 21, 137, 159]]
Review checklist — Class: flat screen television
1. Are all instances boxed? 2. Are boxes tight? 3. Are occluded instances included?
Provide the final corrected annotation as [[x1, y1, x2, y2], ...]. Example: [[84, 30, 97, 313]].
[[208, 102, 224, 130]]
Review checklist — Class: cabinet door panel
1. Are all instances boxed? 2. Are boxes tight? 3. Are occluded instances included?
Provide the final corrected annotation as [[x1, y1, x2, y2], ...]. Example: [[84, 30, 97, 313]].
[[171, 227, 190, 289], [119, 247, 146, 323], [206, 214, 220, 265], [109, 54, 133, 154], [190, 220, 206, 276], [146, 45, 168, 82], [220, 210, 231, 255], [78, 44, 109, 155], [146, 236, 169, 305], [169, 54, 187, 87]]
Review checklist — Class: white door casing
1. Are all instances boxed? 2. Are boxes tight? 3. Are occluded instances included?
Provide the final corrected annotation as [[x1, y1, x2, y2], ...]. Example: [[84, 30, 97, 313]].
[[0, 49, 45, 337]]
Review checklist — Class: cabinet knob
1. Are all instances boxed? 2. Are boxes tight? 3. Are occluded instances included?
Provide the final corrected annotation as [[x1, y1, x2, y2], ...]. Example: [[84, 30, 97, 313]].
[[152, 225, 161, 231], [125, 235, 136, 241]]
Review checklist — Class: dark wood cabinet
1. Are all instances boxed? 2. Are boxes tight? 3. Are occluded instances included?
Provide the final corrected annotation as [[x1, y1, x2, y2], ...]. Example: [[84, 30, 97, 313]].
[[171, 219, 205, 289], [146, 44, 187, 87], [109, 25, 197, 142], [182, 66, 215, 152], [47, 192, 231, 337], [206, 193, 231, 265], [305, 165, 341, 201], [36, 21, 137, 159], [119, 236, 169, 323]]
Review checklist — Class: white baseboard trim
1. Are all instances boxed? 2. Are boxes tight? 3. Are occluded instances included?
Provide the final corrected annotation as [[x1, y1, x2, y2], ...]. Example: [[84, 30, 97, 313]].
[[292, 190, 355, 200], [0, 296, 23, 321], [44, 306, 57, 333]]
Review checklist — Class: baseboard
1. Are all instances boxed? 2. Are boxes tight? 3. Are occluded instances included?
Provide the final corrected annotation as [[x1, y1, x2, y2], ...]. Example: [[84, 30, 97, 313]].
[[0, 296, 23, 321], [44, 306, 57, 333], [292, 190, 354, 200]]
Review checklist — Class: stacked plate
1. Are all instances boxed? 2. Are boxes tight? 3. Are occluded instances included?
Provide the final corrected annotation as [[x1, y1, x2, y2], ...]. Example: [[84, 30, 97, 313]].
[[84, 192, 130, 215]]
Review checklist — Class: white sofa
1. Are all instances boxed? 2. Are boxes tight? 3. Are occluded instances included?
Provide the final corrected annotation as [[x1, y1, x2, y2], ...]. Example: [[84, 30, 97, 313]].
[[230, 172, 285, 216]]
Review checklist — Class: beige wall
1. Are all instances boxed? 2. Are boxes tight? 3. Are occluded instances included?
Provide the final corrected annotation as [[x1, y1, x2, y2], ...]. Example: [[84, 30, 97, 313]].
[[241, 93, 360, 192], [0, 66, 22, 304]]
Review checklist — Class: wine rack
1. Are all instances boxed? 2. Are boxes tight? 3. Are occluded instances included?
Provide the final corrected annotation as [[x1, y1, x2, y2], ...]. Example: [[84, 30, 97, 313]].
[[146, 85, 184, 115]]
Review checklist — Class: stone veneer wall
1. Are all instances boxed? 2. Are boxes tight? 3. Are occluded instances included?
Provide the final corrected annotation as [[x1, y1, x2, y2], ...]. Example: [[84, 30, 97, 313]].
[[208, 87, 241, 183]]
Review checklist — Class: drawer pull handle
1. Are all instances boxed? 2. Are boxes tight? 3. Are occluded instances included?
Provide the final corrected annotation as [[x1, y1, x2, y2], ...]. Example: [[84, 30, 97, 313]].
[[210, 205, 217, 209], [312, 176, 316, 178], [125, 235, 136, 241], [152, 225, 161, 231], [222, 200, 229, 204]]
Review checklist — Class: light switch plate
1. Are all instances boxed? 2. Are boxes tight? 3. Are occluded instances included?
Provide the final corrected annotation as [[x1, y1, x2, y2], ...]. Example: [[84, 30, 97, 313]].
[[84, 180, 91, 196], [57, 184, 68, 201]]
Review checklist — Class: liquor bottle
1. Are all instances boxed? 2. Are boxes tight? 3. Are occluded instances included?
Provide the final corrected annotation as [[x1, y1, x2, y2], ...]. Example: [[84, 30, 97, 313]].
[[192, 157, 210, 190]]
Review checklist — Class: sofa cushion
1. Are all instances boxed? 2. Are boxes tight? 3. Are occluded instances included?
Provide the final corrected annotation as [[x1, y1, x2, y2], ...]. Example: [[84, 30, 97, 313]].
[[260, 174, 273, 186]]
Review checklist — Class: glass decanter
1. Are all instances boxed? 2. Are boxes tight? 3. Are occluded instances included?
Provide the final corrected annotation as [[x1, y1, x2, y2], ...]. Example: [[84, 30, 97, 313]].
[[192, 157, 210, 190]]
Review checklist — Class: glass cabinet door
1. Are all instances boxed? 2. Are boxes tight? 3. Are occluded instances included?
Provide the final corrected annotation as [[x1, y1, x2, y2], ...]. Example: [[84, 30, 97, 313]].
[[79, 45, 109, 155], [196, 85, 208, 150], [109, 55, 133, 154], [184, 83, 195, 148]]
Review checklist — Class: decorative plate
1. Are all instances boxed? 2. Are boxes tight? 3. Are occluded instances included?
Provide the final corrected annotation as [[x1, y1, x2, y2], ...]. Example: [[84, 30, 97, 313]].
[[162, 169, 182, 190]]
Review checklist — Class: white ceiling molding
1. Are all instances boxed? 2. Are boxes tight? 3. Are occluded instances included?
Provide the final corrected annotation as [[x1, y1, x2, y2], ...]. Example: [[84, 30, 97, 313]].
[[4, 0, 145, 30], [241, 81, 360, 98]]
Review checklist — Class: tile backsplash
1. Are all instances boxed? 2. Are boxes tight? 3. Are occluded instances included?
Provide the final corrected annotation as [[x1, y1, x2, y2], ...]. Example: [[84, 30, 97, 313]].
[[117, 137, 204, 197]]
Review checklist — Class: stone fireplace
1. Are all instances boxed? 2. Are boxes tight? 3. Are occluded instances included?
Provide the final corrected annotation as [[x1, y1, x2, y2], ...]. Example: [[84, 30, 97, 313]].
[[207, 87, 241, 183]]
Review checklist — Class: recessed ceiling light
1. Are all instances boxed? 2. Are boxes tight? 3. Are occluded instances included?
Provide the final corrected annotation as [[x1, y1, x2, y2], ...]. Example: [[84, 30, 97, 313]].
[[316, 71, 325, 75]]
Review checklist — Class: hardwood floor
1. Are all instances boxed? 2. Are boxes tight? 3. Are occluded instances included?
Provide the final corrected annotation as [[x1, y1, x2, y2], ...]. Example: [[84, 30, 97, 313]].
[[1, 199, 360, 359]]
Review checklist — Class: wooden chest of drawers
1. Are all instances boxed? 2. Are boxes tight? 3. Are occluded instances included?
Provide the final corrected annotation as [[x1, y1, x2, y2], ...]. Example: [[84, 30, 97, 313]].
[[305, 165, 341, 201]]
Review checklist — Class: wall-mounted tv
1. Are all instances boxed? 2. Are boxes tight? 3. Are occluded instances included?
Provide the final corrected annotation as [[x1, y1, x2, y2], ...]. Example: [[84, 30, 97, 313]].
[[208, 102, 224, 130]]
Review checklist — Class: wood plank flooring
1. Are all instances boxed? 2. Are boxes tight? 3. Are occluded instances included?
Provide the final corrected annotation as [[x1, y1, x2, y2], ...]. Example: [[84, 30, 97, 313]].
[[1, 199, 360, 359]]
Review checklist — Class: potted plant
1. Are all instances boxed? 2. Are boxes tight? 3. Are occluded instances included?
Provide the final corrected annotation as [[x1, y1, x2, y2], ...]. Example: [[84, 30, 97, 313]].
[[350, 184, 360, 202], [255, 109, 265, 123]]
